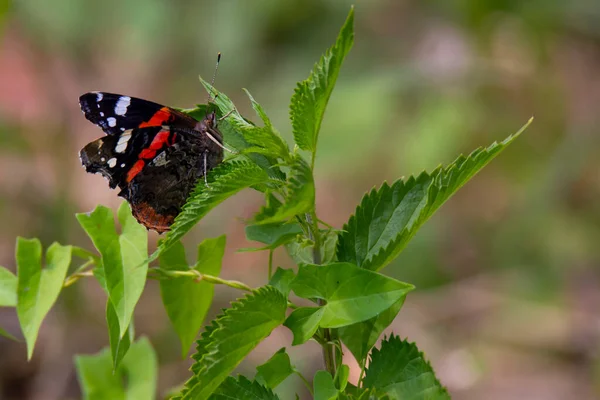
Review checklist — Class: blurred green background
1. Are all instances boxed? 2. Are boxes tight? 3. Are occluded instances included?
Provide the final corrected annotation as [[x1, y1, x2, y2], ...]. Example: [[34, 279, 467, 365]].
[[1, 0, 599, 399]]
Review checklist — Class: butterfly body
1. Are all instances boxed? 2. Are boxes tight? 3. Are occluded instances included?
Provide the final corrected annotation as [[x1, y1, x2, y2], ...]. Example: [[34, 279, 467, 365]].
[[79, 92, 224, 233]]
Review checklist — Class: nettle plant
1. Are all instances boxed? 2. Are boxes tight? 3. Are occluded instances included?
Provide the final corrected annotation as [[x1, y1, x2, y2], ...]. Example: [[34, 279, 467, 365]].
[[1, 8, 532, 400]]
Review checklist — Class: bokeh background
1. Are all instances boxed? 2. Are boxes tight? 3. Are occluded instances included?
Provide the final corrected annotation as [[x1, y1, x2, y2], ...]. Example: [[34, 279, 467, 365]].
[[0, 0, 599, 399]]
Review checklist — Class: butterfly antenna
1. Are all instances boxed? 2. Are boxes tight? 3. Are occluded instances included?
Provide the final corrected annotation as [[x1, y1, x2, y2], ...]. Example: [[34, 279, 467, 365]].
[[207, 52, 221, 105]]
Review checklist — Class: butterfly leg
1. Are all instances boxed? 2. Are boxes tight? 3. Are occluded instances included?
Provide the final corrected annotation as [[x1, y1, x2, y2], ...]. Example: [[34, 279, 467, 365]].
[[203, 150, 209, 188]]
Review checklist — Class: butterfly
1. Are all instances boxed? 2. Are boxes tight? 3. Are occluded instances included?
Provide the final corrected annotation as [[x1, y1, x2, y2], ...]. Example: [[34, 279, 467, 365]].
[[79, 92, 225, 233]]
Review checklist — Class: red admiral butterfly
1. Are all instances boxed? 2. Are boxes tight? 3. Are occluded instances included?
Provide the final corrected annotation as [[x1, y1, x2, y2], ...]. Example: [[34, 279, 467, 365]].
[[79, 92, 224, 233]]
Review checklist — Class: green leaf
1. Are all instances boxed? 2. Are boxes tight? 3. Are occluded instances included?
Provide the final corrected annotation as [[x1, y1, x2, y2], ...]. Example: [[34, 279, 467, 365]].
[[0, 266, 17, 307], [160, 236, 226, 357], [363, 335, 449, 400], [335, 364, 350, 391], [268, 268, 296, 296], [198, 79, 287, 175], [290, 263, 413, 328], [337, 120, 532, 271], [176, 286, 287, 400], [254, 155, 314, 225], [255, 348, 294, 389], [290, 7, 354, 153], [285, 229, 339, 265], [75, 337, 158, 400], [0, 326, 19, 341], [314, 370, 339, 400], [77, 203, 148, 339], [106, 300, 133, 371], [155, 161, 270, 257], [283, 306, 324, 345], [16, 238, 71, 360], [339, 298, 405, 367], [210, 376, 280, 400], [243, 222, 303, 251]]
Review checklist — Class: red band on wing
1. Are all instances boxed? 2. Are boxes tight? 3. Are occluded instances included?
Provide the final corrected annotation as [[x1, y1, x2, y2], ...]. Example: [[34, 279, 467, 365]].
[[138, 107, 174, 128], [126, 160, 146, 183], [126, 130, 174, 183]]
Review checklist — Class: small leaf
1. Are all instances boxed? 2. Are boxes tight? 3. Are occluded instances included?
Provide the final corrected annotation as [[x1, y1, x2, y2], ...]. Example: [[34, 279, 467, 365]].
[[290, 7, 354, 153], [255, 348, 294, 389], [210, 376, 280, 400], [254, 155, 314, 225], [198, 79, 286, 177], [244, 222, 303, 251], [363, 335, 449, 400], [268, 268, 296, 296], [283, 307, 324, 345], [75, 337, 158, 400], [314, 370, 338, 400], [339, 298, 405, 367], [290, 263, 413, 328], [155, 161, 270, 258], [286, 229, 339, 265], [160, 236, 226, 357], [337, 119, 532, 271], [77, 203, 148, 339], [16, 238, 71, 360], [106, 300, 133, 371], [0, 326, 19, 341], [177, 286, 287, 400], [335, 364, 350, 391], [0, 266, 17, 307]]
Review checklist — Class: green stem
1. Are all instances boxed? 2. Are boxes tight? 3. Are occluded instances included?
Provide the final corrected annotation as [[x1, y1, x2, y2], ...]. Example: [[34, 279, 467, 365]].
[[295, 369, 314, 395], [268, 249, 274, 280], [306, 212, 336, 377], [156, 268, 253, 292]]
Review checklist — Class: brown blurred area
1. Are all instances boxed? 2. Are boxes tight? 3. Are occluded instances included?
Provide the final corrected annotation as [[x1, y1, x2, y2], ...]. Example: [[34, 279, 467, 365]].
[[1, 0, 600, 399]]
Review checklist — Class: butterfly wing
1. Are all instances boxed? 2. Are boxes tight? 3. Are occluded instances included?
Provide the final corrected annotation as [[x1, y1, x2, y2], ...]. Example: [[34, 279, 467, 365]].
[[79, 92, 197, 135]]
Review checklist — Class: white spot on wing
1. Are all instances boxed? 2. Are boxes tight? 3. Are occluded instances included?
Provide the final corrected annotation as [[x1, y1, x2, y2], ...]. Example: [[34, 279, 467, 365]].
[[96, 92, 103, 102], [107, 117, 117, 127], [100, 157, 106, 162], [107, 158, 117, 168], [151, 151, 168, 166], [99, 112, 104, 117], [121, 163, 126, 168], [115, 96, 131, 116], [115, 131, 131, 153]]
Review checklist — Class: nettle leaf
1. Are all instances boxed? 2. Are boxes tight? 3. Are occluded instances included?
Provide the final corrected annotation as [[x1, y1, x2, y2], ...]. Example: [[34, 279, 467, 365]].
[[16, 238, 71, 360], [199, 78, 290, 171], [210, 376, 280, 400], [314, 370, 339, 400], [337, 120, 532, 271], [255, 347, 294, 389], [160, 236, 226, 357], [106, 300, 133, 371], [286, 229, 339, 265], [175, 286, 287, 400], [284, 306, 324, 345], [154, 161, 269, 258], [77, 203, 148, 340], [290, 7, 354, 153], [75, 337, 158, 400], [242, 222, 303, 252], [339, 298, 405, 367], [254, 155, 314, 225], [363, 335, 450, 400], [0, 266, 17, 307], [268, 268, 296, 297], [290, 263, 413, 328]]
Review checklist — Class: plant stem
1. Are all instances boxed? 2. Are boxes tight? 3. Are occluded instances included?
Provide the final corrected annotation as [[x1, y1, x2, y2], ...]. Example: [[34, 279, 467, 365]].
[[156, 269, 253, 292], [295, 370, 314, 395], [306, 212, 336, 377], [268, 249, 274, 280]]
